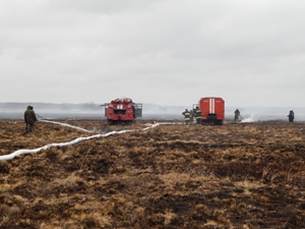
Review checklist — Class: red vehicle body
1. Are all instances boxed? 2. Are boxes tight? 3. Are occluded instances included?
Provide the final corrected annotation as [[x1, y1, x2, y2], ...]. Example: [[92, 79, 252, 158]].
[[103, 98, 142, 124], [198, 97, 225, 125]]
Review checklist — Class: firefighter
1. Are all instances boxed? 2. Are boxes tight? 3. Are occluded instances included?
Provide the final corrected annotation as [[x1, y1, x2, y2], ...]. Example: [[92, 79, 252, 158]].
[[288, 110, 295, 123], [234, 109, 241, 122], [193, 106, 201, 124], [182, 109, 191, 124], [24, 105, 37, 133], [190, 109, 194, 123]]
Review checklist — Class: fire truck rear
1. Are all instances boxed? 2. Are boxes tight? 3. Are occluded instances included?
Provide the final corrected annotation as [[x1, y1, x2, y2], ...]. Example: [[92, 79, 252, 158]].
[[103, 98, 142, 124], [196, 97, 225, 125]]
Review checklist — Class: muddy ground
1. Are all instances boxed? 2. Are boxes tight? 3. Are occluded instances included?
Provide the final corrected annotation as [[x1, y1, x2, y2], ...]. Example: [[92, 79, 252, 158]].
[[0, 120, 305, 228]]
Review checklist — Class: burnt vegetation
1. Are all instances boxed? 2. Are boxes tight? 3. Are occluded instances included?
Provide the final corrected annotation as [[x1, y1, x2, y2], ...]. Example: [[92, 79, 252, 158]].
[[0, 121, 305, 228]]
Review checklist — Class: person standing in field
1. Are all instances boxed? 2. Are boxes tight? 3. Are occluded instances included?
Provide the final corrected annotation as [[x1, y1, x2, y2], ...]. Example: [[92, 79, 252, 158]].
[[234, 109, 241, 122], [24, 105, 37, 133], [193, 106, 201, 124], [182, 109, 191, 125], [288, 110, 295, 123]]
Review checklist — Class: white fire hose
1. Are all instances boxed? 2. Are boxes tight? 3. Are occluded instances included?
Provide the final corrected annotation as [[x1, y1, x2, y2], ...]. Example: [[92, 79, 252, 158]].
[[39, 119, 95, 133], [0, 122, 161, 161]]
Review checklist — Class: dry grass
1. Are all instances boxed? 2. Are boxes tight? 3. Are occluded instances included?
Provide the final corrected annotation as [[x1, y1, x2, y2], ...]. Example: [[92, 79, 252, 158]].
[[0, 121, 91, 156], [0, 121, 305, 228]]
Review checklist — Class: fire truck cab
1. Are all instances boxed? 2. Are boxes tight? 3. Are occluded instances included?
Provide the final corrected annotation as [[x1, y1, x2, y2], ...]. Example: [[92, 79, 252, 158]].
[[103, 98, 142, 124], [197, 97, 225, 125]]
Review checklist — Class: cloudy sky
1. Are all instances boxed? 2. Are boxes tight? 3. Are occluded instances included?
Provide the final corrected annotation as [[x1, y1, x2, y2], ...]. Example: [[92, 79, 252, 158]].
[[1, 0, 305, 106]]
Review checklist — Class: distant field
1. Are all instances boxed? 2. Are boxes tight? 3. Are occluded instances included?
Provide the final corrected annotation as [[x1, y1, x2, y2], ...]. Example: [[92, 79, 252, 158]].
[[0, 120, 305, 228]]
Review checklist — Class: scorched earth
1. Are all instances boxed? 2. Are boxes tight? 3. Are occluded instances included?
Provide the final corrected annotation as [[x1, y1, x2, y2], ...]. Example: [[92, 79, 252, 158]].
[[0, 120, 305, 228]]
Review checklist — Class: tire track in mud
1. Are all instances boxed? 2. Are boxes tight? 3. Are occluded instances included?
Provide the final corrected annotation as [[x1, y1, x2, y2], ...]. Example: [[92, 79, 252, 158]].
[[152, 140, 305, 151]]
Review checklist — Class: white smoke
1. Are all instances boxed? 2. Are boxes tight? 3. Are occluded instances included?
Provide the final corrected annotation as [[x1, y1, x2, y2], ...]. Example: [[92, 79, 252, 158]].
[[241, 115, 256, 123], [241, 117, 255, 123]]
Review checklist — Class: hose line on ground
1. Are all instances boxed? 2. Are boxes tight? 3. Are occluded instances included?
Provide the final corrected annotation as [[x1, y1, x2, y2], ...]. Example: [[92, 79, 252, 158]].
[[0, 123, 160, 161]]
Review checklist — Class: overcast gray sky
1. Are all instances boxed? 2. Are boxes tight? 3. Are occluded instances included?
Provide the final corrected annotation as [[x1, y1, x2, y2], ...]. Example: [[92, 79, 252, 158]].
[[1, 0, 305, 106]]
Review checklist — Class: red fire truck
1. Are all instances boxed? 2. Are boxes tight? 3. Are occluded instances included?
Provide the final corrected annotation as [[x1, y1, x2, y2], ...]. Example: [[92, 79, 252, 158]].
[[195, 97, 225, 125], [103, 98, 142, 124]]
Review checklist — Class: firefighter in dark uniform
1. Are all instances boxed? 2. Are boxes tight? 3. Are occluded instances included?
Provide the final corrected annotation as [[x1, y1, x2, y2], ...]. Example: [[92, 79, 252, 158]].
[[182, 109, 191, 124], [234, 109, 241, 122], [24, 106, 37, 133], [190, 109, 194, 123], [288, 110, 295, 123], [193, 106, 201, 124]]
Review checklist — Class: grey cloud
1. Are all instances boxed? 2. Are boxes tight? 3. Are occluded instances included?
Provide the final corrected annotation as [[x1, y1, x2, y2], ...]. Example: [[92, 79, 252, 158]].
[[0, 0, 305, 107], [48, 0, 162, 14]]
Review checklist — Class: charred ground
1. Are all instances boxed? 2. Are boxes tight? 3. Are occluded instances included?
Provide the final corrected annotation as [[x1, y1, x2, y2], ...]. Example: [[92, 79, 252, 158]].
[[0, 120, 305, 228]]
